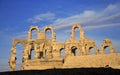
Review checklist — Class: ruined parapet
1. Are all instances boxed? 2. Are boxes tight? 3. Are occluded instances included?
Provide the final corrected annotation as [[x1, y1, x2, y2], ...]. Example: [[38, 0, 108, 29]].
[[85, 40, 99, 55], [9, 39, 27, 71], [9, 24, 119, 71], [71, 24, 86, 40], [43, 26, 56, 42], [28, 26, 41, 41], [100, 39, 115, 54]]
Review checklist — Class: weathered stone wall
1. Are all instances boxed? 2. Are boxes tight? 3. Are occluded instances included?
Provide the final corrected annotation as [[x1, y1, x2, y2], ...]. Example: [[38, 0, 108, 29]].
[[23, 58, 63, 70], [63, 53, 120, 69], [9, 24, 120, 71], [22, 53, 120, 70]]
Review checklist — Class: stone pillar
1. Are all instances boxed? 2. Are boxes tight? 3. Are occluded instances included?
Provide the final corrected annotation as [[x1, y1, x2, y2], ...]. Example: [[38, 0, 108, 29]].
[[34, 43, 40, 59], [28, 32, 31, 41], [80, 30, 85, 40], [52, 46, 60, 58], [94, 46, 98, 55], [80, 40, 86, 55], [47, 46, 53, 59], [52, 32, 56, 42], [39, 42, 45, 58], [110, 47, 115, 53], [65, 45, 71, 56], [9, 47, 16, 71], [100, 48, 104, 54], [71, 29, 75, 40], [78, 47, 83, 55], [21, 45, 29, 70], [22, 43, 31, 62], [27, 43, 32, 59]]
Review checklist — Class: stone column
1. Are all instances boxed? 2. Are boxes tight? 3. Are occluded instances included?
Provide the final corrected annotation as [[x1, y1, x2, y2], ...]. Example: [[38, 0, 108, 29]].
[[71, 29, 75, 40], [27, 43, 32, 59], [23, 45, 29, 62], [108, 43, 115, 53], [94, 46, 98, 55], [52, 32, 56, 42], [52, 45, 60, 58], [78, 47, 83, 56], [80, 40, 86, 55], [47, 46, 53, 59], [100, 45, 104, 54], [65, 45, 71, 56], [9, 47, 16, 71], [34, 43, 40, 59], [80, 30, 85, 40], [110, 47, 115, 53]]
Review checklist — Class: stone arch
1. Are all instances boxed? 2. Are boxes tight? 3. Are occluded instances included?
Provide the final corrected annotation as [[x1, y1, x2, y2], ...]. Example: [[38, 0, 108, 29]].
[[71, 24, 85, 40], [12, 39, 27, 47], [60, 48, 65, 58], [100, 39, 115, 54], [104, 46, 111, 54], [28, 26, 40, 40], [44, 26, 56, 41], [12, 39, 27, 61], [85, 40, 98, 55], [11, 39, 27, 59], [22, 42, 31, 66], [9, 39, 27, 71], [71, 46, 78, 56], [86, 45, 98, 55]]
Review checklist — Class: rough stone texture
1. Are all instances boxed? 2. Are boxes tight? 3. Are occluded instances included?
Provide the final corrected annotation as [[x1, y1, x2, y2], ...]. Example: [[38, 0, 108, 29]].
[[9, 24, 120, 71], [63, 53, 120, 68]]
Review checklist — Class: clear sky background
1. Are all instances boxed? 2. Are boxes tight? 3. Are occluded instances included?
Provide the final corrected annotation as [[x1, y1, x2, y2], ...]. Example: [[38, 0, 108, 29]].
[[0, 0, 120, 72]]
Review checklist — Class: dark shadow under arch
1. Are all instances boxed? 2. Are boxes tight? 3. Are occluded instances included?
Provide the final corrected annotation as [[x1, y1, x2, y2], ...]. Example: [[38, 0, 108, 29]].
[[71, 46, 78, 56]]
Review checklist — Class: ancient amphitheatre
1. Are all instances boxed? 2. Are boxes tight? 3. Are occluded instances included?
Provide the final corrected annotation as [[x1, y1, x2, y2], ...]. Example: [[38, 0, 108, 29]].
[[9, 24, 120, 71]]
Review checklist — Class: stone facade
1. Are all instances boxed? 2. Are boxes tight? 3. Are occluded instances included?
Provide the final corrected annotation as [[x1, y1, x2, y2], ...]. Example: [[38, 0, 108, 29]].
[[9, 24, 120, 71]]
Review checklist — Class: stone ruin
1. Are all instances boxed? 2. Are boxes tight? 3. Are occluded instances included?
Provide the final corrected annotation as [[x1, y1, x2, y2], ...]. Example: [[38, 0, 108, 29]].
[[9, 24, 120, 71]]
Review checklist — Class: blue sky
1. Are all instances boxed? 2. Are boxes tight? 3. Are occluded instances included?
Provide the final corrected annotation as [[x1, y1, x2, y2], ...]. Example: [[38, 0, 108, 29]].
[[0, 0, 120, 72]]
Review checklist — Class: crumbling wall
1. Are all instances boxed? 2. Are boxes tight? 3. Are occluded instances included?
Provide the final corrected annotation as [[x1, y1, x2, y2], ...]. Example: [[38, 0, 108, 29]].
[[9, 24, 120, 71], [63, 53, 120, 68]]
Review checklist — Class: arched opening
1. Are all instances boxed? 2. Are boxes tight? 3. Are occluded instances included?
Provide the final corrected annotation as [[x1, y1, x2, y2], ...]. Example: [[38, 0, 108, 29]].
[[89, 47, 95, 54], [104, 46, 110, 54], [46, 29, 52, 40], [74, 28, 80, 40], [60, 48, 65, 58], [16, 43, 24, 70], [30, 50, 34, 59], [39, 52, 43, 58], [31, 29, 37, 40], [44, 26, 55, 41], [71, 46, 78, 56]]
